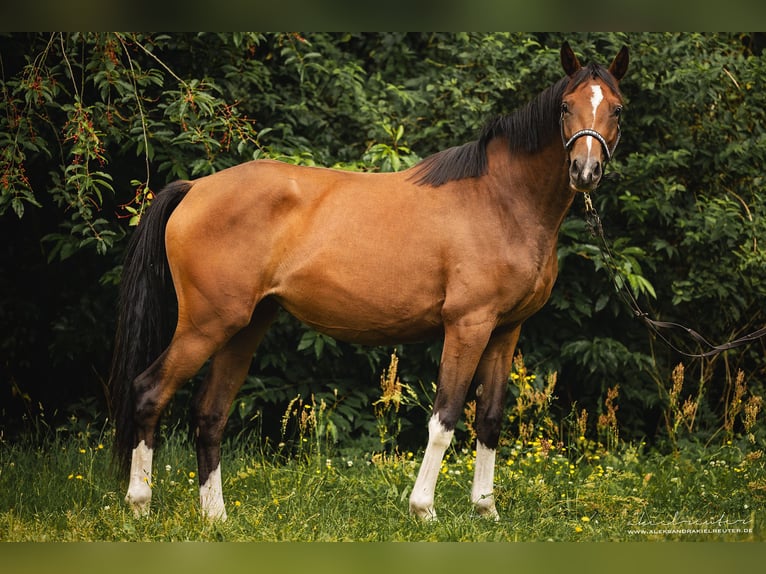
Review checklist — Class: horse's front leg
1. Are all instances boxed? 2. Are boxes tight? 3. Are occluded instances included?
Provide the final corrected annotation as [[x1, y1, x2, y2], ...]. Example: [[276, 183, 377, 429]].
[[470, 325, 520, 520], [409, 318, 494, 521]]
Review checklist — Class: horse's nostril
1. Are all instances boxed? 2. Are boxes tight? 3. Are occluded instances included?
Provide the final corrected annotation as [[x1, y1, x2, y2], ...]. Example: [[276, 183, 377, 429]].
[[569, 159, 580, 178]]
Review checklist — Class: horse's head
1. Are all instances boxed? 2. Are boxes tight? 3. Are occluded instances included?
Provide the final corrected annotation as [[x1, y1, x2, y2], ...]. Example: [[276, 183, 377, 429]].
[[560, 42, 629, 193]]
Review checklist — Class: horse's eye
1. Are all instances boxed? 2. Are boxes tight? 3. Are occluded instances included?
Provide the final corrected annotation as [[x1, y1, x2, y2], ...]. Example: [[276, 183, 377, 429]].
[[561, 102, 570, 114], [614, 105, 623, 117]]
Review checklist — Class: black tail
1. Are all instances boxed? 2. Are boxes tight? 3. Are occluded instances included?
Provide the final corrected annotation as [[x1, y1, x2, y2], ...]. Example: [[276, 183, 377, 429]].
[[108, 180, 192, 477]]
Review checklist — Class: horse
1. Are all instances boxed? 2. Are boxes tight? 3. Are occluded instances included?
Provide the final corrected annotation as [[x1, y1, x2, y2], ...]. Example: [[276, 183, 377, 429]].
[[109, 42, 629, 522]]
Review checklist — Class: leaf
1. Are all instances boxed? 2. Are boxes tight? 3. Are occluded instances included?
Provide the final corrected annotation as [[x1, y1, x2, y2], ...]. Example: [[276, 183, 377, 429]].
[[11, 198, 25, 219], [297, 330, 315, 352]]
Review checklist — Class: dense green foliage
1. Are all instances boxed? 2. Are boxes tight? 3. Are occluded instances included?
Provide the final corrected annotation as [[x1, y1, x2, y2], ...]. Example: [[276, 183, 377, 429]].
[[1, 33, 764, 450]]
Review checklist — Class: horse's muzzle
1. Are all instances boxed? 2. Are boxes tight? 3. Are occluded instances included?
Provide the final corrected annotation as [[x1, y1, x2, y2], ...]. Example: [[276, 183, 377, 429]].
[[569, 156, 603, 192]]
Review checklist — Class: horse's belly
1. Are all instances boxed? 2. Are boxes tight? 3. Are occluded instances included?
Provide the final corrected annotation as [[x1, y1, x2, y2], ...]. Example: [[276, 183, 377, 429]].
[[273, 269, 445, 346]]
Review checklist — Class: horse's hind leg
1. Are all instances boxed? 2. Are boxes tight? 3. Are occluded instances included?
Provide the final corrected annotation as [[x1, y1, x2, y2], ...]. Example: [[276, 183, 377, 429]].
[[126, 329, 224, 516], [193, 299, 279, 521], [470, 325, 520, 520]]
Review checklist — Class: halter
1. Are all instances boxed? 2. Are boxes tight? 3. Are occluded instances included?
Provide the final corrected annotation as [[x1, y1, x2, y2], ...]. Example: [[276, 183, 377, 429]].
[[560, 112, 621, 163]]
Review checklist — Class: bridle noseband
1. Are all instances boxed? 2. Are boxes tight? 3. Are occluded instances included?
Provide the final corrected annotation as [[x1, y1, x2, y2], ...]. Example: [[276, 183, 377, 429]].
[[560, 112, 621, 164]]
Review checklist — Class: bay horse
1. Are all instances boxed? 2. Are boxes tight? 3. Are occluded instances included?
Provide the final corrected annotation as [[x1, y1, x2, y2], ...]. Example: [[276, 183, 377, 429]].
[[109, 42, 628, 522]]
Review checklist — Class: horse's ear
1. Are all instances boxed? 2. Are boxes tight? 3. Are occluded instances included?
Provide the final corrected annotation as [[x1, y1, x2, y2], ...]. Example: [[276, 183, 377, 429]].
[[561, 42, 581, 77], [609, 46, 629, 81]]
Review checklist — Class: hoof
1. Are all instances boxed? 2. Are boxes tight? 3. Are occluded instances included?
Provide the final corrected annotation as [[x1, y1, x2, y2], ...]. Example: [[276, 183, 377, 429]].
[[409, 501, 438, 521], [473, 496, 500, 521], [476, 504, 500, 521], [201, 505, 228, 523], [125, 486, 151, 518]]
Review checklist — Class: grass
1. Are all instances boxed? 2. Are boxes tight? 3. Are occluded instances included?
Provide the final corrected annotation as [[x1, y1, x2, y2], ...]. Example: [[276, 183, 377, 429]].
[[1, 427, 763, 542], [2, 352, 764, 542]]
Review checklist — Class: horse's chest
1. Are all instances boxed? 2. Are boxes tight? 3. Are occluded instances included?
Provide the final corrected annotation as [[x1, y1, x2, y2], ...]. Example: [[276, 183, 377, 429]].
[[498, 246, 559, 323]]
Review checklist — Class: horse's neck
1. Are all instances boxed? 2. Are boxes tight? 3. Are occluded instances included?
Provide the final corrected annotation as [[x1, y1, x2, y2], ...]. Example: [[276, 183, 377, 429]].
[[489, 139, 575, 233]]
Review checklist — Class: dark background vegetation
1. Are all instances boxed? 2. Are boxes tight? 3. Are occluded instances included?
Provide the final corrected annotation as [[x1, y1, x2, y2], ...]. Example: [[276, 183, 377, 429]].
[[2, 32, 765, 450]]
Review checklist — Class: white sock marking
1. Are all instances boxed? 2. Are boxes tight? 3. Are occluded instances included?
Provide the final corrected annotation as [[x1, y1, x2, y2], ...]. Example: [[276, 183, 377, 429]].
[[126, 440, 153, 516], [409, 414, 454, 520], [200, 463, 227, 521], [471, 441, 499, 520]]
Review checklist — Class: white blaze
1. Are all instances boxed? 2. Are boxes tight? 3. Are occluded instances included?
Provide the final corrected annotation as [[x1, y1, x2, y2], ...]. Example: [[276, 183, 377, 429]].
[[586, 84, 605, 158]]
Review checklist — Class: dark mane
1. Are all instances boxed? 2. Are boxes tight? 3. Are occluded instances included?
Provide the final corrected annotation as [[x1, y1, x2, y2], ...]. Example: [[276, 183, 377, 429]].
[[411, 62, 619, 187]]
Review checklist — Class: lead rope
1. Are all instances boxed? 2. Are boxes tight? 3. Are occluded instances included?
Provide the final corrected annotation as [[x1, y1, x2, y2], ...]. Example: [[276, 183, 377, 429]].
[[582, 193, 766, 358]]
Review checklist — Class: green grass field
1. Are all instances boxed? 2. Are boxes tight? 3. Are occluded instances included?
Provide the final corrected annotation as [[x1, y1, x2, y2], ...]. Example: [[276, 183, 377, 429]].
[[1, 425, 763, 542]]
